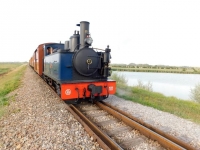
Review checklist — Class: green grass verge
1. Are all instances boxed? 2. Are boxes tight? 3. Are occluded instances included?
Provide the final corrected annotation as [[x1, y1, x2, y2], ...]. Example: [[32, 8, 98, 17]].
[[0, 64, 27, 118], [116, 84, 200, 124]]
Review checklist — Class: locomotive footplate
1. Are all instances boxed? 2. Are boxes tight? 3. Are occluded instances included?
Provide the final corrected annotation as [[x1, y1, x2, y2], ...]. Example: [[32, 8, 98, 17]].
[[88, 84, 102, 103]]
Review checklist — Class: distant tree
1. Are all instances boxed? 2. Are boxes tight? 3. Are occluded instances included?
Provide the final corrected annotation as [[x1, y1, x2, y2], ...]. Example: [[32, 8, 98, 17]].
[[192, 68, 197, 72], [129, 63, 136, 66]]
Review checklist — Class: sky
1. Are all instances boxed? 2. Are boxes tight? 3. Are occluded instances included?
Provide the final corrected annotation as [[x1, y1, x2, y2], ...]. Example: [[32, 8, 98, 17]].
[[0, 0, 200, 67]]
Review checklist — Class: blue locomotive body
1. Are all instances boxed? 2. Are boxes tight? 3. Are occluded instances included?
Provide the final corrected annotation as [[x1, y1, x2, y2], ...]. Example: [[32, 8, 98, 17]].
[[43, 50, 73, 83]]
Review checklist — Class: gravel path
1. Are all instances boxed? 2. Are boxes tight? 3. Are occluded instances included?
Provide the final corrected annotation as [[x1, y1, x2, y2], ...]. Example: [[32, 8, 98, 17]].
[[0, 67, 103, 150], [104, 95, 200, 149]]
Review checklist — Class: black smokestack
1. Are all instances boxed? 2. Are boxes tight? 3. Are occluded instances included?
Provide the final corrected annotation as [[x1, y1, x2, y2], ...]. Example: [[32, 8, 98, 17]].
[[77, 21, 90, 49]]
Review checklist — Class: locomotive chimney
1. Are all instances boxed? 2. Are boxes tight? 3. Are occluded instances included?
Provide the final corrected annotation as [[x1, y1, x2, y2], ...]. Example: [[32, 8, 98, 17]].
[[77, 21, 90, 49]]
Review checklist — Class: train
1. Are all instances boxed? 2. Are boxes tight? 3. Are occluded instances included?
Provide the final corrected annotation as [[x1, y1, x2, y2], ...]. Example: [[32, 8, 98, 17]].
[[29, 21, 116, 104]]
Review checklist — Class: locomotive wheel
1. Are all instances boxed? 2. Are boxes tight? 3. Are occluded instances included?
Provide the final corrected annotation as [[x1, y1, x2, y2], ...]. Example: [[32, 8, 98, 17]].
[[42, 74, 48, 83], [55, 84, 61, 96]]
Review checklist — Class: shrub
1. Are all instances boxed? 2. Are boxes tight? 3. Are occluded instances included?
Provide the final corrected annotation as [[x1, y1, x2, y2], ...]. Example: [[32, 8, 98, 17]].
[[110, 72, 127, 86], [190, 83, 200, 103], [134, 80, 153, 92]]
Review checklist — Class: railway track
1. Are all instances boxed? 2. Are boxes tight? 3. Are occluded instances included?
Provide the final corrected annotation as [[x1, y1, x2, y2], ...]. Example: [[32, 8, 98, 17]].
[[70, 101, 196, 150], [39, 69, 196, 149]]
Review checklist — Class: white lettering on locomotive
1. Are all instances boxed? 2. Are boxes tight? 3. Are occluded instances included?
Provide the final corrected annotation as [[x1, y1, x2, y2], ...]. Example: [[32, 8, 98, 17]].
[[109, 86, 113, 91], [65, 89, 71, 95]]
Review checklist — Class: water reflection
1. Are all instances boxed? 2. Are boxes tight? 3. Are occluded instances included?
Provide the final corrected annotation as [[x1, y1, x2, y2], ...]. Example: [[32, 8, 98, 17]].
[[114, 71, 200, 100]]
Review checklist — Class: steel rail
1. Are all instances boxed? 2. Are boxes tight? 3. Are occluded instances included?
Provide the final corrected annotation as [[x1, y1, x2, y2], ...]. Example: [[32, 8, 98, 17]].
[[66, 104, 111, 150], [102, 101, 196, 150], [96, 101, 190, 150], [70, 104, 123, 150]]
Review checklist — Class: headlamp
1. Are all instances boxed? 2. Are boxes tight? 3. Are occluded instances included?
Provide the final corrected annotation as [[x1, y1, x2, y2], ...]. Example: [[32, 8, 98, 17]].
[[85, 37, 93, 45]]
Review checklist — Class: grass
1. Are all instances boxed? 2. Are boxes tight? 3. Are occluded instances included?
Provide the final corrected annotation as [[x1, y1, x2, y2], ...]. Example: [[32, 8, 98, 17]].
[[0, 68, 10, 75], [0, 62, 24, 75], [0, 63, 27, 118], [111, 73, 200, 124]]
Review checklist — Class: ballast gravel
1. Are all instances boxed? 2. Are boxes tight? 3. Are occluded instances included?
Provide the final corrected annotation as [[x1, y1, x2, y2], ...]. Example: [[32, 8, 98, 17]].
[[104, 95, 200, 149], [0, 67, 102, 150]]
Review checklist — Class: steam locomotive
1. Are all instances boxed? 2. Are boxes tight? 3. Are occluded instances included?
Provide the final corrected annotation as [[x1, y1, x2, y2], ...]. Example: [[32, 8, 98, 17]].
[[29, 21, 116, 103]]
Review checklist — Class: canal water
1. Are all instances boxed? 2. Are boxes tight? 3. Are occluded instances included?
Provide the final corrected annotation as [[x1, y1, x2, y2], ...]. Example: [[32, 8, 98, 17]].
[[113, 71, 200, 100]]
